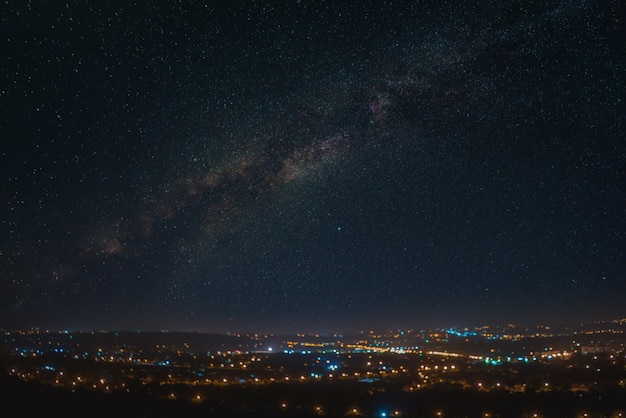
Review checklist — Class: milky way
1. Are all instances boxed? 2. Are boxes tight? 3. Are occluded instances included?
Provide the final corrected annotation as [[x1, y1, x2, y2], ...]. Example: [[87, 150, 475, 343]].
[[2, 0, 624, 332]]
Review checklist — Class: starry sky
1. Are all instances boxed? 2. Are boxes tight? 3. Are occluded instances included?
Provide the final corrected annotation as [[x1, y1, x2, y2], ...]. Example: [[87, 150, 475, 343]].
[[1, 0, 624, 334]]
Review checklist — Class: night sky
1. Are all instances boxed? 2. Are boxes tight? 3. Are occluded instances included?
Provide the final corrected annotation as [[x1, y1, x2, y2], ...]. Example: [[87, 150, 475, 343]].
[[2, 1, 624, 334]]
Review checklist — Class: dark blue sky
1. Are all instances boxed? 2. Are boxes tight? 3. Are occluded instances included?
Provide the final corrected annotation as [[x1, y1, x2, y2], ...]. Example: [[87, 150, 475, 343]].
[[2, 0, 624, 333]]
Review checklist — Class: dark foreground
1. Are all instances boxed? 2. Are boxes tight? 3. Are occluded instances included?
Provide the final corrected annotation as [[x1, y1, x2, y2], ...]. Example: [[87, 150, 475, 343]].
[[2, 372, 625, 418]]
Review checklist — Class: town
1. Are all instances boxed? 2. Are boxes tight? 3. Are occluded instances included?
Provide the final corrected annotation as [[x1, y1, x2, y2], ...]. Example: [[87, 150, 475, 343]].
[[2, 319, 625, 417]]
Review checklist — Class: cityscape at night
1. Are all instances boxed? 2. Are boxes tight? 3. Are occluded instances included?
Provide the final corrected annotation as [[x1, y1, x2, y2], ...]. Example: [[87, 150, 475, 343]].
[[2, 318, 626, 416], [1, 0, 624, 416]]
